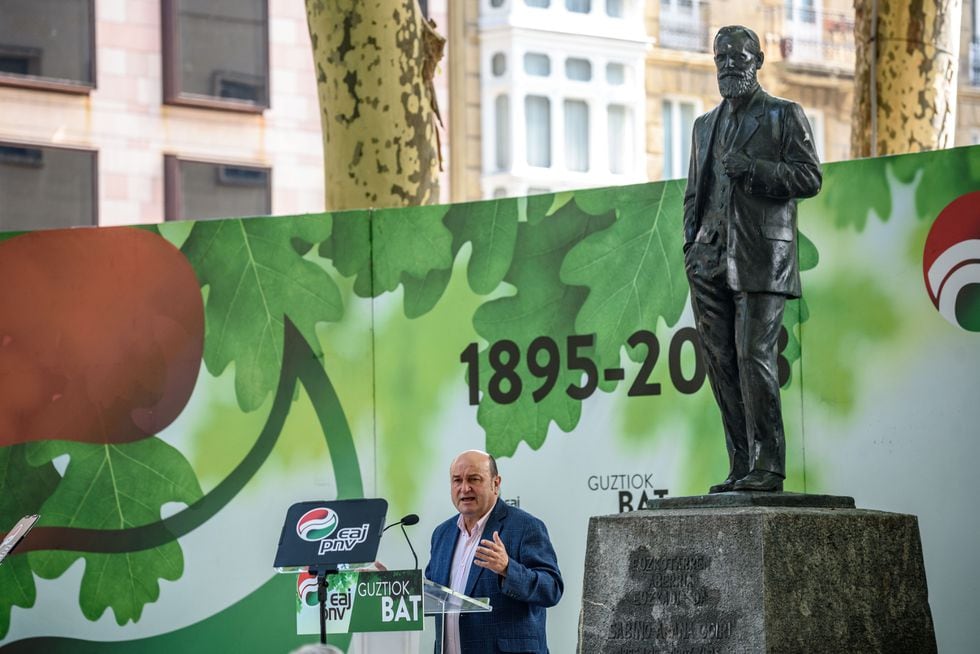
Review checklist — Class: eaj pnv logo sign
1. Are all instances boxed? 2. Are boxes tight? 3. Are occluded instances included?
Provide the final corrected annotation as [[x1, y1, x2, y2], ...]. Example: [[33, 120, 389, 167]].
[[924, 191, 980, 332], [295, 506, 370, 555], [275, 499, 387, 570], [297, 571, 320, 607], [297, 507, 339, 541]]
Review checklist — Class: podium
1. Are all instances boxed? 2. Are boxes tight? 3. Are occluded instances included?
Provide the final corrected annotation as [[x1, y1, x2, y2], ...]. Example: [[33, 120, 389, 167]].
[[273, 499, 493, 648], [274, 499, 388, 644], [423, 578, 492, 654]]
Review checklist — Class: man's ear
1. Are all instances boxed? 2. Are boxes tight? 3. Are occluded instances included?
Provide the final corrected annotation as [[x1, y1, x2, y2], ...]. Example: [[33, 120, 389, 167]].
[[755, 51, 765, 70]]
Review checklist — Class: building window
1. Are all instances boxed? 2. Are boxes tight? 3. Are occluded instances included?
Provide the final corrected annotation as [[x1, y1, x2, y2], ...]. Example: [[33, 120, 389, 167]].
[[781, 0, 823, 64], [608, 104, 633, 174], [606, 63, 626, 85], [0, 143, 97, 231], [492, 53, 507, 76], [566, 58, 592, 81], [804, 109, 825, 161], [494, 95, 512, 170], [479, 2, 646, 197], [785, 0, 817, 24], [970, 37, 980, 86], [0, 0, 95, 92], [662, 98, 696, 179], [564, 100, 590, 171], [164, 156, 271, 221], [162, 0, 270, 112], [525, 96, 552, 167], [660, 0, 707, 51], [524, 53, 551, 76], [606, 0, 625, 17]]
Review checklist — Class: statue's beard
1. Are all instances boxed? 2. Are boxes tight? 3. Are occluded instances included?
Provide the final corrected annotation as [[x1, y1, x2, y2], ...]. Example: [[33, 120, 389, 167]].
[[718, 71, 757, 98]]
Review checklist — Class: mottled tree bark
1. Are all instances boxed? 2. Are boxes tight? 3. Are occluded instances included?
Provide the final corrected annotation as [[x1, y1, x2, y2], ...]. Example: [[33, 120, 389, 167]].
[[305, 1, 445, 210], [851, 0, 962, 157]]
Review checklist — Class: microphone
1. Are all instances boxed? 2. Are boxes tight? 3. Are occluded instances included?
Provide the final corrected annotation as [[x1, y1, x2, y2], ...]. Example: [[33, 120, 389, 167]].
[[383, 514, 420, 569]]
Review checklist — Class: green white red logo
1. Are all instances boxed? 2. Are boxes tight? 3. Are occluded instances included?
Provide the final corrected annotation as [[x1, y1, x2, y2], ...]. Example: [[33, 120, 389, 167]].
[[297, 571, 320, 607], [923, 191, 980, 332], [297, 507, 339, 541]]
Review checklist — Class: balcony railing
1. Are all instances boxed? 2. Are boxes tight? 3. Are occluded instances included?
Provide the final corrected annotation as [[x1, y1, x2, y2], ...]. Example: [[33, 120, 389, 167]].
[[659, 1, 710, 52], [767, 7, 855, 72]]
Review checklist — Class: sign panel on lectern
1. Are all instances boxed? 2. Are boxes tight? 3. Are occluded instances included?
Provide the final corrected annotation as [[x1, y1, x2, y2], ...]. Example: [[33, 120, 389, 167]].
[[274, 499, 388, 570]]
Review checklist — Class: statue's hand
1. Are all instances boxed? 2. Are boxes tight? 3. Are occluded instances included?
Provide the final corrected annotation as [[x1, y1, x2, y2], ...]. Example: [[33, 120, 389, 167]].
[[722, 151, 751, 178]]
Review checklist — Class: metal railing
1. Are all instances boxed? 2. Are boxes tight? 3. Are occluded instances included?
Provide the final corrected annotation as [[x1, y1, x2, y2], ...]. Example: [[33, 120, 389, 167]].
[[766, 7, 855, 72], [659, 1, 710, 52]]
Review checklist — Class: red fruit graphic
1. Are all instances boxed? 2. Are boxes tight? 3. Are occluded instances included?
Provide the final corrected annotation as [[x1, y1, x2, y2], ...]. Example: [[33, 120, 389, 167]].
[[0, 227, 204, 445]]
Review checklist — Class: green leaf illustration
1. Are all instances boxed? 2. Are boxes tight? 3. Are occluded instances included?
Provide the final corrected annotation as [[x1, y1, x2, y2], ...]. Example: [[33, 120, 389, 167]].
[[402, 268, 453, 319], [779, 228, 819, 384], [807, 157, 892, 231], [25, 438, 203, 625], [891, 145, 980, 221], [0, 556, 34, 637], [798, 270, 899, 414], [560, 181, 688, 368], [545, 191, 575, 217], [799, 230, 819, 271], [0, 445, 60, 637], [374, 265, 484, 513], [318, 210, 374, 297], [371, 205, 454, 294], [444, 198, 519, 295], [526, 192, 561, 224], [400, 197, 520, 318], [182, 215, 341, 411], [473, 201, 616, 457], [324, 205, 455, 318]]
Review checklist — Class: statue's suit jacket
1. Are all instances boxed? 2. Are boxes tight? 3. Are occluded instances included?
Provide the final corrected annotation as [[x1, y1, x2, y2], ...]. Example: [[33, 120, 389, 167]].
[[683, 88, 822, 298], [424, 499, 563, 653]]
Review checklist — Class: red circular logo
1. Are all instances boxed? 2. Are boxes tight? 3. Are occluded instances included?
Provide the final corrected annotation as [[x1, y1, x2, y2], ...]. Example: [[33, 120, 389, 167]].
[[923, 191, 980, 332]]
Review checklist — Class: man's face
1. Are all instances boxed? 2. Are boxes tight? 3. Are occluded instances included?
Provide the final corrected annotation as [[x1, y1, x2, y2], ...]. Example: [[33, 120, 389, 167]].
[[715, 33, 759, 99], [450, 452, 500, 522]]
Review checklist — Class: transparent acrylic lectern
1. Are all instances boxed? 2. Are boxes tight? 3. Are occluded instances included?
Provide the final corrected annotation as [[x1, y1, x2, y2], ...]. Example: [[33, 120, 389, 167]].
[[423, 578, 491, 653]]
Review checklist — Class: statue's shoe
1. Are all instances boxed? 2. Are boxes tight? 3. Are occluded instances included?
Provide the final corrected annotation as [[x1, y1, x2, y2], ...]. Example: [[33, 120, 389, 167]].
[[708, 473, 744, 494], [732, 470, 784, 492]]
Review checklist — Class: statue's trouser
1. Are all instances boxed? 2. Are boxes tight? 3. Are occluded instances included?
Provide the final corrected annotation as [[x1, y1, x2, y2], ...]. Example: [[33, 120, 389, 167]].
[[685, 241, 786, 479]]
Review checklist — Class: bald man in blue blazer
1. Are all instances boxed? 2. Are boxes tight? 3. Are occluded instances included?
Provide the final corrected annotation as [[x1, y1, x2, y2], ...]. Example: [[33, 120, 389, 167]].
[[425, 450, 563, 654]]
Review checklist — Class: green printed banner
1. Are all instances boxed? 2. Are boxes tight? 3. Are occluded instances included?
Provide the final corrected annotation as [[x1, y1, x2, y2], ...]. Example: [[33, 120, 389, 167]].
[[296, 570, 423, 635], [1, 146, 979, 653]]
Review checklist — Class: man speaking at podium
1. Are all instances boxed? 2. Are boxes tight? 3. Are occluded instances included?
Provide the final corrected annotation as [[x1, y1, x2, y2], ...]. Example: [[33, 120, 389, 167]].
[[425, 450, 563, 653]]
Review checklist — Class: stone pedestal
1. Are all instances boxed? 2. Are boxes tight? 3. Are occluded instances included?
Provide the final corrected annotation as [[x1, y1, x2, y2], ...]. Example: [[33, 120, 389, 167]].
[[578, 494, 936, 654]]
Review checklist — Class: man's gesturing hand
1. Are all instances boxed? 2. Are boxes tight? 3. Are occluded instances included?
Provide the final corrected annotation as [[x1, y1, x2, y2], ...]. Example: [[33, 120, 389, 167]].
[[474, 531, 510, 577]]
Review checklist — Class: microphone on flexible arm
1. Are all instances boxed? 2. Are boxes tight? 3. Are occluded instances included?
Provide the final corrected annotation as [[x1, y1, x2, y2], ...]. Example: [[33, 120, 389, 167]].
[[383, 514, 420, 569]]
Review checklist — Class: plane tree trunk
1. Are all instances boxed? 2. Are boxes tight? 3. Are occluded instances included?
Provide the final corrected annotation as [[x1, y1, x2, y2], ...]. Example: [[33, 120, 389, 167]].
[[851, 0, 962, 157], [305, 0, 446, 210]]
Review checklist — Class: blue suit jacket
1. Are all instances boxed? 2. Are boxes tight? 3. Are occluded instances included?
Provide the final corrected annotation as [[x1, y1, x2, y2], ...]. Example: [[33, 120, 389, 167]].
[[424, 500, 563, 653]]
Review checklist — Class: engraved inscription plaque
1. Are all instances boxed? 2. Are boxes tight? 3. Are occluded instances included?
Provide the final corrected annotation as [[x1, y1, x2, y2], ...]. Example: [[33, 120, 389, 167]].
[[578, 501, 936, 654]]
